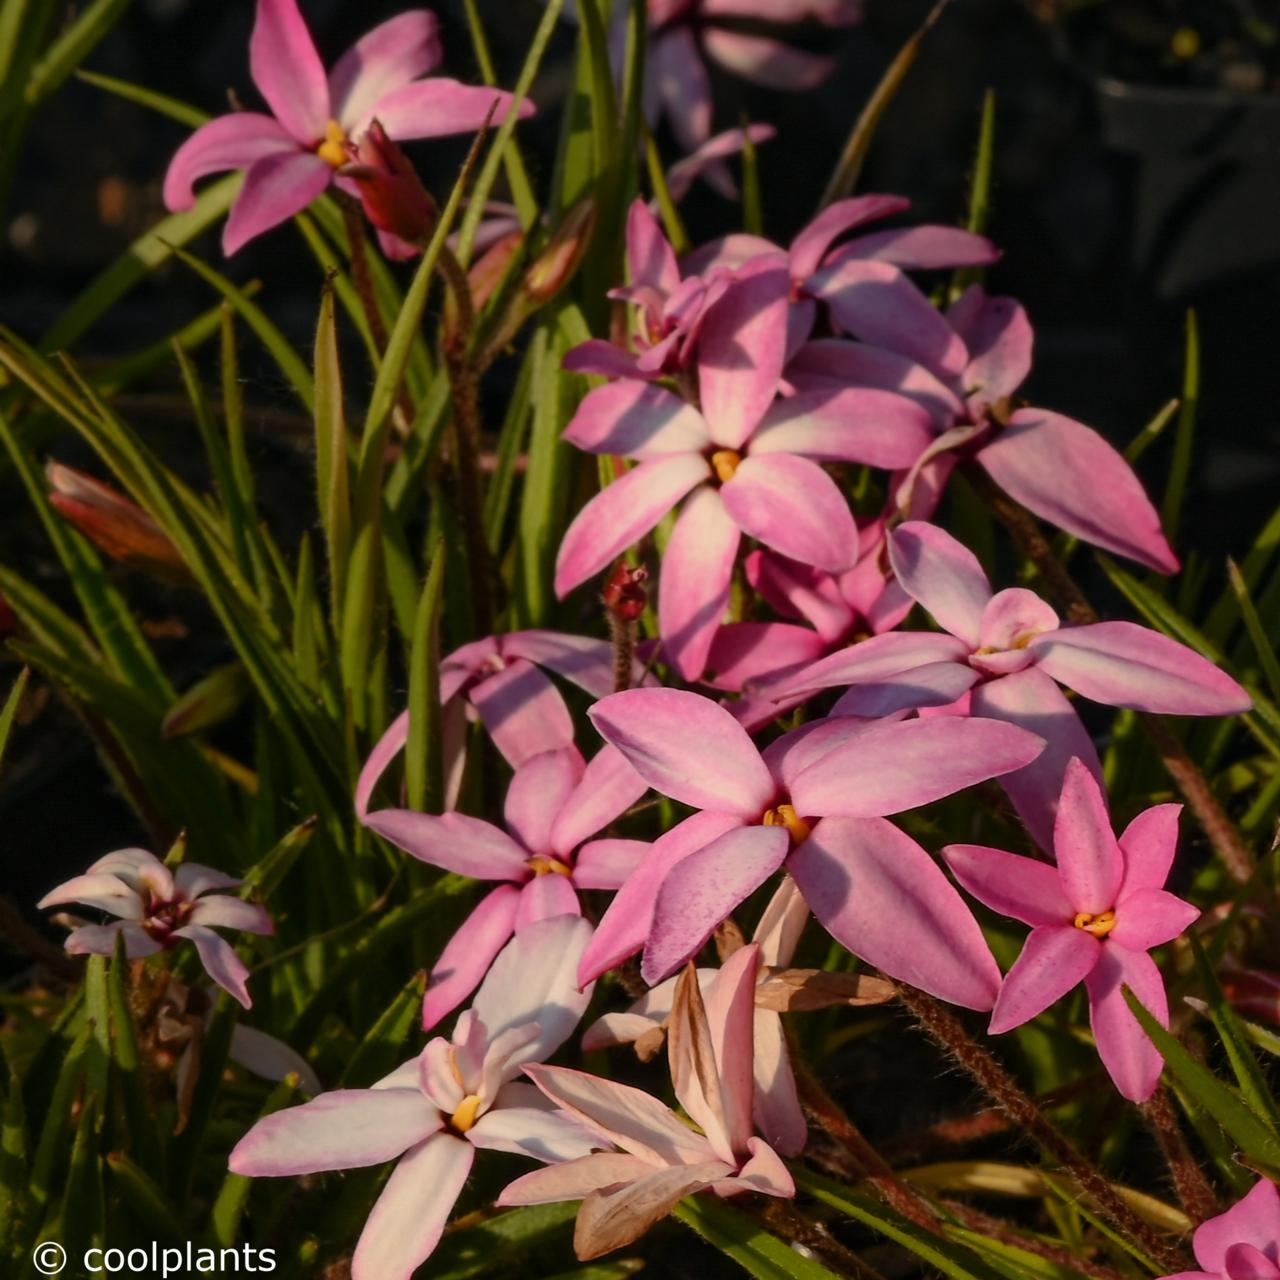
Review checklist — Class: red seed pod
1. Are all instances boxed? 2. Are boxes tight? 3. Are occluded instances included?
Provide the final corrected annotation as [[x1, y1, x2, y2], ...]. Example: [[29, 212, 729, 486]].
[[603, 561, 648, 622]]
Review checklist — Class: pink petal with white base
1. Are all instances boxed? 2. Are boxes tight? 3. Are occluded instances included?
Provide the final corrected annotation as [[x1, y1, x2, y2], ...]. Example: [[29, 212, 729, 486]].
[[730, 1136, 796, 1197], [163, 114, 295, 210], [421, 885, 521, 1030], [329, 11, 443, 132], [1053, 759, 1124, 915], [175, 864, 243, 899], [943, 844, 1073, 927], [752, 1008, 807, 1156], [361, 80, 532, 141], [700, 945, 761, 1157], [1084, 944, 1168, 1102], [38, 873, 143, 919], [223, 151, 331, 255], [515, 873, 580, 927], [228, 1090, 440, 1176], [721, 454, 858, 573], [748, 387, 933, 468], [188, 897, 272, 935], [888, 521, 992, 647], [789, 817, 1002, 1010], [499, 1153, 659, 1206], [555, 454, 708, 596], [352, 1133, 473, 1280], [249, 0, 329, 143], [1030, 622, 1250, 715], [467, 1106, 600, 1162], [977, 409, 1179, 574], [590, 687, 775, 816], [988, 925, 1100, 1034], [643, 827, 790, 983], [563, 382, 709, 458]]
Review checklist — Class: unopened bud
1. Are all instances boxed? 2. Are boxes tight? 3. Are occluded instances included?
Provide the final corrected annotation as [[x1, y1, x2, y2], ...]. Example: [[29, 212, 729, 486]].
[[524, 198, 596, 302], [47, 461, 189, 583], [340, 119, 438, 246], [603, 561, 648, 621]]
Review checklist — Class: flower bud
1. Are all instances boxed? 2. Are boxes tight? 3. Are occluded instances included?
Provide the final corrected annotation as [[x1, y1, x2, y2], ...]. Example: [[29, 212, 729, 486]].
[[47, 461, 189, 583], [603, 561, 648, 622], [340, 119, 438, 246], [523, 197, 596, 303]]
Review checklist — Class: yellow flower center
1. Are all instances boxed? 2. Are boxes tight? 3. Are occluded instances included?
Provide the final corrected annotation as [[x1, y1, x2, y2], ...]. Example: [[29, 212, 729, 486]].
[[450, 1094, 482, 1133], [316, 119, 349, 168], [762, 804, 811, 846], [710, 450, 741, 484], [527, 855, 573, 877], [1073, 909, 1117, 938]]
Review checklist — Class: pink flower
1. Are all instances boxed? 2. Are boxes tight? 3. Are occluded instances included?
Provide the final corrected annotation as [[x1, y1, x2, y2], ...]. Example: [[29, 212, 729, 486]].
[[499, 944, 794, 1260], [356, 629, 626, 816], [584, 878, 811, 1156], [664, 123, 777, 203], [38, 848, 272, 1008], [944, 759, 1199, 1102], [769, 521, 1249, 845], [229, 915, 599, 1280], [163, 0, 531, 254], [579, 686, 1046, 1007], [1160, 1179, 1280, 1280], [338, 118, 437, 258], [789, 283, 1179, 573], [362, 744, 647, 1029]]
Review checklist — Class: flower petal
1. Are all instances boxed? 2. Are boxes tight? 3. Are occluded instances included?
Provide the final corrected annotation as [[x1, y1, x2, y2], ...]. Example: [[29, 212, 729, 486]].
[[359, 80, 533, 142], [943, 844, 1072, 927], [499, 1152, 659, 1206], [563, 339, 653, 380], [830, 226, 1001, 272], [504, 630, 626, 698], [988, 925, 1100, 1034], [329, 11, 442, 131], [731, 1135, 796, 1197], [555, 455, 708, 596], [504, 746, 585, 855], [651, 25, 712, 151], [1194, 1180, 1280, 1274], [888, 521, 991, 647], [789, 716, 1045, 818], [468, 1105, 600, 1163], [643, 827, 790, 983], [977, 409, 1179, 574], [470, 658, 576, 767], [174, 863, 243, 899], [188, 896, 273, 935], [947, 287, 1032, 405], [765, 630, 970, 698], [572, 838, 651, 890], [700, 944, 761, 1159], [172, 924, 254, 1008], [625, 197, 680, 295], [363, 810, 527, 878], [162, 114, 295, 211], [223, 151, 331, 255], [589, 688, 774, 816], [515, 872, 581, 929], [421, 885, 521, 1030], [1083, 944, 1167, 1102], [229, 1089, 440, 1176], [249, 0, 330, 142], [351, 1133, 473, 1280], [702, 27, 835, 91], [38, 873, 142, 919], [1030, 622, 1250, 716], [790, 817, 1002, 1010], [721, 454, 858, 573], [751, 1008, 807, 1156], [657, 486, 743, 681], [789, 194, 909, 284], [669, 963, 737, 1164], [1109, 888, 1198, 951], [551, 745, 649, 856], [704, 621, 828, 693], [564, 382, 709, 459], [1053, 758, 1124, 915], [1116, 803, 1182, 898]]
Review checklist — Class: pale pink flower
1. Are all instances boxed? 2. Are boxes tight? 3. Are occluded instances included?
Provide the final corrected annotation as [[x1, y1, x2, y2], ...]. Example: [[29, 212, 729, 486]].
[[664, 123, 777, 203], [499, 944, 795, 1260], [38, 848, 272, 1008], [945, 759, 1199, 1102], [579, 686, 1046, 1007], [229, 916, 599, 1280], [163, 0, 531, 254], [768, 521, 1249, 845], [362, 744, 647, 1029], [1160, 1179, 1280, 1280]]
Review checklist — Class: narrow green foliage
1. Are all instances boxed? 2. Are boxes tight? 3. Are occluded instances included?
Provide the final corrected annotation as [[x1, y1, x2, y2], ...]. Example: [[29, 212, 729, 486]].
[[75, 68, 207, 127], [1126, 398, 1180, 464], [1162, 309, 1199, 543], [1228, 557, 1280, 704], [339, 970, 427, 1087], [951, 88, 996, 300], [674, 1195, 843, 1280], [0, 666, 29, 775], [406, 541, 446, 814], [313, 285, 352, 627]]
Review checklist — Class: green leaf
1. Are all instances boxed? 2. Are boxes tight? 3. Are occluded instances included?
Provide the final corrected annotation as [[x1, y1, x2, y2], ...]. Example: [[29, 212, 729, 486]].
[[313, 283, 352, 628], [429, 1203, 578, 1280], [406, 541, 445, 813], [75, 66, 206, 126], [27, 1024, 90, 1224], [1161, 309, 1199, 544], [241, 817, 318, 902], [0, 666, 29, 776], [1126, 398, 1180, 465], [674, 1195, 841, 1280], [794, 1170, 1008, 1280], [23, 0, 130, 107], [1227, 557, 1280, 706], [0, 1062, 27, 1256], [105, 1152, 185, 1243], [950, 88, 996, 301], [161, 662, 251, 739], [339, 970, 427, 1088], [1123, 985, 1280, 1177]]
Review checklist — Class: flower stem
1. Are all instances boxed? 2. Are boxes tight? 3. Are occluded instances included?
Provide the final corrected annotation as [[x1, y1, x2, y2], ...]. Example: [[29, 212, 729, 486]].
[[1141, 1087, 1220, 1224], [969, 465, 1254, 885], [897, 984, 1191, 1272]]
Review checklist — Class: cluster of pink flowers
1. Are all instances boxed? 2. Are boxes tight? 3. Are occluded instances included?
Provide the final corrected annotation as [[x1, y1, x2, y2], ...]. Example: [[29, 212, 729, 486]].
[[31, 3, 1262, 1277]]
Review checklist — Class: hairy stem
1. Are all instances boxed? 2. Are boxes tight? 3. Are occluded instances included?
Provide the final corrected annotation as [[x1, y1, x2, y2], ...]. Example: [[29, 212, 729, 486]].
[[1142, 1087, 1220, 1224], [898, 984, 1191, 1272]]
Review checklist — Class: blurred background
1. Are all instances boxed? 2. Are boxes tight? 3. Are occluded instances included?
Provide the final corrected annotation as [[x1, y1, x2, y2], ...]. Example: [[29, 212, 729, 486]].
[[2, 0, 1278, 962]]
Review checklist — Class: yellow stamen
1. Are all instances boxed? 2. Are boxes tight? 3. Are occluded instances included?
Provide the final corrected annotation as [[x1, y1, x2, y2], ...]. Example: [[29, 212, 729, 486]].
[[316, 119, 349, 168], [527, 855, 573, 877], [450, 1094, 482, 1133], [762, 804, 811, 846], [1073, 909, 1117, 938], [710, 450, 741, 484]]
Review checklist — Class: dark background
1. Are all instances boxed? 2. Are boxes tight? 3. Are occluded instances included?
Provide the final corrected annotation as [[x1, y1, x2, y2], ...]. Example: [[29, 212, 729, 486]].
[[3, 0, 1279, 962]]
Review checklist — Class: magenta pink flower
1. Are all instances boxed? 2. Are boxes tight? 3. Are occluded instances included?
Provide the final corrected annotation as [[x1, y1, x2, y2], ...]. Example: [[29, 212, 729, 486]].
[[1161, 1179, 1280, 1280], [789, 282, 1179, 573], [357, 629, 625, 816], [163, 0, 531, 254], [769, 521, 1249, 845], [579, 687, 1046, 1007], [664, 123, 777, 203], [499, 944, 794, 1260], [945, 759, 1198, 1102], [230, 916, 599, 1280], [583, 878, 810, 1156], [38, 848, 272, 1008], [363, 745, 647, 1028]]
